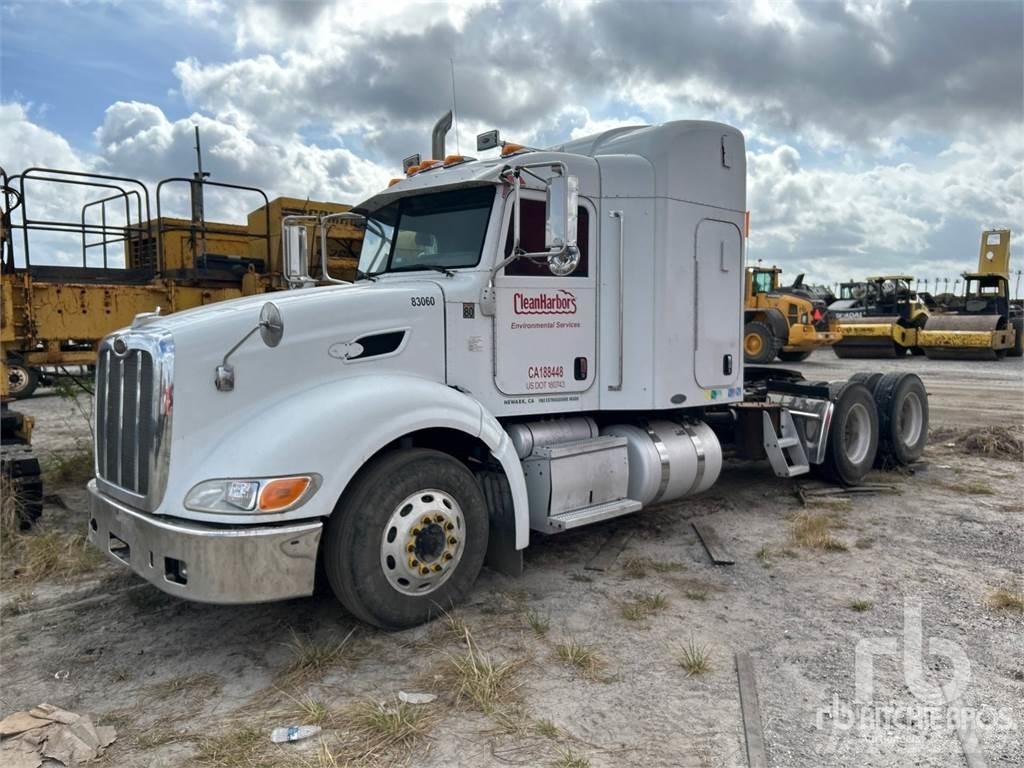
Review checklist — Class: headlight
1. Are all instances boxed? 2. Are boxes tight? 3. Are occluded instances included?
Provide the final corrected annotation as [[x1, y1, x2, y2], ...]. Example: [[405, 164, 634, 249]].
[[185, 474, 321, 514]]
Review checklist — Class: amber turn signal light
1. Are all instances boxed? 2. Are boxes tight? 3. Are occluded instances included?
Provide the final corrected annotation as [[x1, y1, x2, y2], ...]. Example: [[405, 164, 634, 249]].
[[258, 476, 313, 512]]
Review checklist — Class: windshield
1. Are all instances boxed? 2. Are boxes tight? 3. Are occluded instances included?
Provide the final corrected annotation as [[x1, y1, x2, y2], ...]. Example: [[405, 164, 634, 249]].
[[357, 186, 495, 277]]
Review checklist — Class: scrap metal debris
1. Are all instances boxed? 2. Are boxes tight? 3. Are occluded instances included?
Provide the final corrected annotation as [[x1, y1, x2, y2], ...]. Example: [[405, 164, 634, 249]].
[[0, 703, 115, 768]]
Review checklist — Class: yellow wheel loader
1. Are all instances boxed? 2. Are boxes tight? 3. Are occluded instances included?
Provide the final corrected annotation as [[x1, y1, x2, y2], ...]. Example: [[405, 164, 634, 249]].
[[917, 229, 1021, 360], [743, 266, 840, 363], [829, 276, 930, 358]]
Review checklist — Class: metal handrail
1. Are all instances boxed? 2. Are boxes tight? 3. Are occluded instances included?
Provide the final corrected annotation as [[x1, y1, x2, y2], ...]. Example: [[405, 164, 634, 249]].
[[14, 168, 151, 270], [155, 177, 270, 274], [81, 190, 143, 268]]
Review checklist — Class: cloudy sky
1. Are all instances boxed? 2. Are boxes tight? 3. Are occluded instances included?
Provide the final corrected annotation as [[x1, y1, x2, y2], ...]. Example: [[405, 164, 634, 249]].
[[2, 0, 1022, 288]]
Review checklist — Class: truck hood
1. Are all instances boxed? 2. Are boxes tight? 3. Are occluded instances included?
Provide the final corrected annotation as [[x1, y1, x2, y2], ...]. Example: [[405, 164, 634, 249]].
[[119, 280, 449, 507]]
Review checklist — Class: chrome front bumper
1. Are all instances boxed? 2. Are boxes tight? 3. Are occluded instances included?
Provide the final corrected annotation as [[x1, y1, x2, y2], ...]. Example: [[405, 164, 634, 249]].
[[87, 480, 322, 604]]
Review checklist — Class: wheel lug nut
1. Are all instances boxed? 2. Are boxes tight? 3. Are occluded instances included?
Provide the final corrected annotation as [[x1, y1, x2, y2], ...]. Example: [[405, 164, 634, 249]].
[[412, 527, 421, 536], [419, 566, 430, 575], [448, 536, 457, 546], [443, 552, 453, 561], [445, 523, 454, 531], [421, 516, 432, 525], [407, 544, 415, 553], [409, 558, 419, 568], [432, 564, 442, 573], [434, 514, 445, 523]]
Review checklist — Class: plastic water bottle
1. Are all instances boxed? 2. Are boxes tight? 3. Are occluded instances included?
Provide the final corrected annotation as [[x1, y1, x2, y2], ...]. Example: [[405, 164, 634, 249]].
[[270, 725, 321, 743]]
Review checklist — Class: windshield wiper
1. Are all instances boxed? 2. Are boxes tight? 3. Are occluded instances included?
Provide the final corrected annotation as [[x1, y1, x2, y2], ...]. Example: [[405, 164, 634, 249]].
[[387, 264, 455, 277], [355, 269, 377, 282]]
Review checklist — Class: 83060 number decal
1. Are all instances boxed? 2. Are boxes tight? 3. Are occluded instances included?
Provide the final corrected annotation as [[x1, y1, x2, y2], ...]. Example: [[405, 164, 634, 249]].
[[410, 296, 436, 307]]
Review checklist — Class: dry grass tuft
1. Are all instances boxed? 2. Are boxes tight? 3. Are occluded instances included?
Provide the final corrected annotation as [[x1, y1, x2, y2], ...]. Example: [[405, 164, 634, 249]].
[[194, 727, 268, 768], [677, 637, 711, 677], [932, 426, 1023, 462], [280, 628, 357, 683], [569, 572, 593, 583], [526, 608, 550, 636], [986, 586, 1024, 613], [2, 528, 105, 584], [535, 718, 560, 739], [555, 638, 604, 677], [345, 699, 436, 758], [621, 593, 669, 621], [552, 747, 592, 768], [850, 599, 873, 612], [445, 629, 522, 712], [790, 512, 848, 552]]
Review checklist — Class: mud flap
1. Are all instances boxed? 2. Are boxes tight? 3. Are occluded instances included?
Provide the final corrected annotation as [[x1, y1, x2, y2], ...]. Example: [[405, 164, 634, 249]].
[[477, 470, 523, 578]]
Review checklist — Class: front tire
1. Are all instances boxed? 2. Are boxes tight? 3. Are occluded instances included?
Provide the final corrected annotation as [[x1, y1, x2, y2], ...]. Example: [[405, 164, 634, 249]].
[[323, 448, 489, 630], [744, 321, 781, 364]]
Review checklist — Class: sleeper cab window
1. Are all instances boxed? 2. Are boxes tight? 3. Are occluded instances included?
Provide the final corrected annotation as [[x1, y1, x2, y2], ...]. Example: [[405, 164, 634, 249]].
[[504, 199, 589, 277]]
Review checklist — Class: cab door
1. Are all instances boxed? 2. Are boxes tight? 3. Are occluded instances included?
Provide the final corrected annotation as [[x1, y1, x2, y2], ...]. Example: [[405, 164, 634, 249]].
[[492, 195, 596, 396], [694, 219, 743, 389]]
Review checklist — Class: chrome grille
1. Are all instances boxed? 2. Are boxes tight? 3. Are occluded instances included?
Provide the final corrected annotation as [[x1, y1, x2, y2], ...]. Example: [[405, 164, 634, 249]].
[[94, 331, 173, 511]]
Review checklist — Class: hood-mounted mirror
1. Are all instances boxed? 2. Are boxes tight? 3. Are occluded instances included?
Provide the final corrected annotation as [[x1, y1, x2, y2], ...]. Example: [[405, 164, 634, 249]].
[[215, 301, 284, 392], [259, 302, 284, 347]]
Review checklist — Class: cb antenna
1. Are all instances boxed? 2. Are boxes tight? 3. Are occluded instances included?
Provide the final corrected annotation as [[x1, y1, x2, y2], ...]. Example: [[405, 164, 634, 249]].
[[190, 125, 211, 264]]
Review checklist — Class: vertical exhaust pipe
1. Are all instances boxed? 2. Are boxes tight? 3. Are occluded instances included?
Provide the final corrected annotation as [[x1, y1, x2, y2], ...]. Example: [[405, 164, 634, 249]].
[[432, 111, 453, 160]]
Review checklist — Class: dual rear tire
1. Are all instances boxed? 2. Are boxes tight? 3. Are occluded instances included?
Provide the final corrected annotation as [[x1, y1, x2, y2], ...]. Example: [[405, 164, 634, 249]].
[[816, 372, 928, 484]]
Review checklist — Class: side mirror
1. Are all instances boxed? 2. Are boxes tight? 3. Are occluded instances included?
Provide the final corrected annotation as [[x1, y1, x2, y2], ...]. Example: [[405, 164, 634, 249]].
[[545, 174, 578, 251], [282, 220, 313, 288], [546, 174, 579, 276]]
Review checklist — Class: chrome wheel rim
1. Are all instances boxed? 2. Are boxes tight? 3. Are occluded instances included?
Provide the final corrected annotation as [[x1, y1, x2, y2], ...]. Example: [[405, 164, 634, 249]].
[[899, 391, 923, 447], [844, 402, 872, 465], [380, 489, 465, 596]]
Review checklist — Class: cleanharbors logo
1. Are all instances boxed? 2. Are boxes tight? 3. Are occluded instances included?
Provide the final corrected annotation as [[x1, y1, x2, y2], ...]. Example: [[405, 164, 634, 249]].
[[513, 289, 577, 315]]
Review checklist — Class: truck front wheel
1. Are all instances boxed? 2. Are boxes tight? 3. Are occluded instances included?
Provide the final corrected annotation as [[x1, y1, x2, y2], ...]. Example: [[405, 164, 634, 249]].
[[323, 448, 489, 630]]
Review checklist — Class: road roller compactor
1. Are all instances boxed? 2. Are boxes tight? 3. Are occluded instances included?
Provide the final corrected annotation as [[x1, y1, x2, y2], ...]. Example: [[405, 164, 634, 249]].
[[916, 229, 1022, 360], [829, 275, 930, 358]]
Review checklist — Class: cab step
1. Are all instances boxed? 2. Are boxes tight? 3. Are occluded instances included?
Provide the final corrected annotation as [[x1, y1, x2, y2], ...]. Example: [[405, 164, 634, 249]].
[[762, 410, 810, 477], [548, 498, 642, 531]]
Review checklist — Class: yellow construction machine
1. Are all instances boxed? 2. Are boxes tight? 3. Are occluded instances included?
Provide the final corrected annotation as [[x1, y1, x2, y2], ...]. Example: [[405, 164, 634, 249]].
[[2, 167, 363, 396], [743, 265, 840, 363], [917, 229, 1021, 359], [0, 157, 363, 525], [829, 275, 930, 358]]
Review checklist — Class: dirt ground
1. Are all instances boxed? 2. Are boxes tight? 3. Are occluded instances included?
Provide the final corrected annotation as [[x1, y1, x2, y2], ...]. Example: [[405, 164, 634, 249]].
[[1, 352, 1022, 768]]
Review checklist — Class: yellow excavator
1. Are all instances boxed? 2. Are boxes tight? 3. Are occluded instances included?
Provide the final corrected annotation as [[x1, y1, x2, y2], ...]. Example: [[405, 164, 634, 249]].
[[917, 229, 1021, 359], [743, 265, 840, 363]]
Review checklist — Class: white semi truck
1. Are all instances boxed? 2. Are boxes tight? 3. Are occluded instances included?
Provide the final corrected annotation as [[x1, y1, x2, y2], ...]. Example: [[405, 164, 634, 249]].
[[86, 120, 928, 629]]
